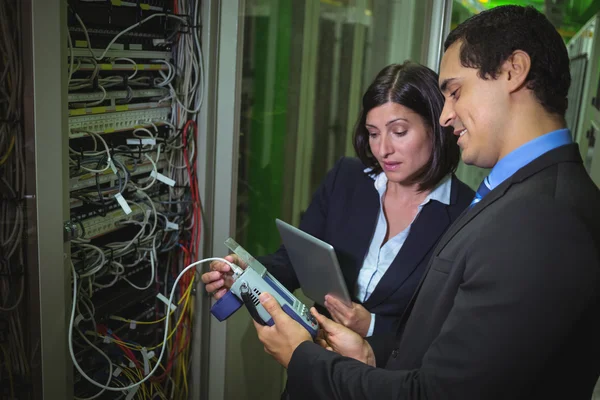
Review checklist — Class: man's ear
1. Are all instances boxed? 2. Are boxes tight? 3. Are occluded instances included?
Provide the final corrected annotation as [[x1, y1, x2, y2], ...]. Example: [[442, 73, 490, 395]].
[[501, 50, 531, 93]]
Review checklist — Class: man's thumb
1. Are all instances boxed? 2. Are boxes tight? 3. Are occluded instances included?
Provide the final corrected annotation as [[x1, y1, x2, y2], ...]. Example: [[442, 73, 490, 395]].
[[311, 307, 338, 333], [259, 292, 283, 320]]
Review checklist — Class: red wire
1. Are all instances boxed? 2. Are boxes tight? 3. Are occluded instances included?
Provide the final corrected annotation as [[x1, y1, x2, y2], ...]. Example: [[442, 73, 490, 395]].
[[153, 119, 199, 385]]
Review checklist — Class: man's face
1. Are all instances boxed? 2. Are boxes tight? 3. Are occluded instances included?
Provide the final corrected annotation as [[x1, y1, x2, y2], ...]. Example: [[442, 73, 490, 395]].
[[438, 42, 508, 168]]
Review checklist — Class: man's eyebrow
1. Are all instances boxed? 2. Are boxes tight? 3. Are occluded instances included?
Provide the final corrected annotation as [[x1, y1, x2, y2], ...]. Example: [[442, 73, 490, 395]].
[[440, 78, 456, 93]]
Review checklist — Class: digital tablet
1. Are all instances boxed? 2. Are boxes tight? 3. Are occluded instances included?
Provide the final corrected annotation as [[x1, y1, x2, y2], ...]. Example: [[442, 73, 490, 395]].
[[275, 218, 352, 307]]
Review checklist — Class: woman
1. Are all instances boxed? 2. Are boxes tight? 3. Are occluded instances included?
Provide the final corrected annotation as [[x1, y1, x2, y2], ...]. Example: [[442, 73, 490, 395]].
[[202, 61, 474, 337]]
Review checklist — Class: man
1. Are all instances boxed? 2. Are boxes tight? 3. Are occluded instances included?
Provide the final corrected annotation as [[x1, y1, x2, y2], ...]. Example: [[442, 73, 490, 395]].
[[253, 5, 600, 399]]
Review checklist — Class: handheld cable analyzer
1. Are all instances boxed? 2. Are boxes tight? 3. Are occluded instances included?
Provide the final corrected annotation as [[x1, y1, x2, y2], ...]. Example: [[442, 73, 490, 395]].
[[210, 238, 319, 338]]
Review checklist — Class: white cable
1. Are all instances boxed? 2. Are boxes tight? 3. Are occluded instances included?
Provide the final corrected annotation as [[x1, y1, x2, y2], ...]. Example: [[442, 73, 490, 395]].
[[75, 13, 188, 61], [131, 153, 159, 192], [68, 27, 75, 85], [153, 60, 174, 88], [114, 57, 138, 79], [69, 257, 237, 391], [123, 239, 155, 291], [193, 0, 205, 111], [77, 243, 106, 278], [83, 85, 107, 107], [71, 131, 112, 173]]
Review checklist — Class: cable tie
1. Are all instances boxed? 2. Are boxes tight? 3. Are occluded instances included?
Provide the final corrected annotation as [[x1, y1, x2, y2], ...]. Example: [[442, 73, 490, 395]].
[[150, 170, 175, 187], [115, 192, 132, 215], [141, 347, 150, 375], [165, 221, 178, 230], [156, 292, 176, 312], [125, 386, 139, 400], [109, 159, 117, 174]]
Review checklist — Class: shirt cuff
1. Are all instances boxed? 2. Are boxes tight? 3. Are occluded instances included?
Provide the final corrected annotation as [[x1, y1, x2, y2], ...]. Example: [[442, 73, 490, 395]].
[[366, 313, 375, 337]]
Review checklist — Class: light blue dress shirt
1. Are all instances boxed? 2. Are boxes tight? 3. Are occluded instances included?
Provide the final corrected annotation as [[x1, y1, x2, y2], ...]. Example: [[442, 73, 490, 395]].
[[357, 172, 452, 336], [486, 129, 573, 191]]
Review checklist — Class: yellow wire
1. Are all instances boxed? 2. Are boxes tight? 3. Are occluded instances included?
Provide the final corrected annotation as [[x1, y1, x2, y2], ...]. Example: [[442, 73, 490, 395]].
[[82, 275, 196, 397], [84, 276, 196, 353], [146, 277, 194, 351], [120, 366, 145, 399], [183, 286, 194, 398], [184, 301, 193, 398], [182, 352, 188, 398], [151, 356, 176, 395], [0, 135, 16, 166], [173, 292, 192, 400], [129, 366, 148, 399]]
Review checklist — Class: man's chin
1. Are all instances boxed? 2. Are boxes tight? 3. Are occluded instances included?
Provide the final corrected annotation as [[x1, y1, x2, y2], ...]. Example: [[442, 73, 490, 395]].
[[460, 152, 475, 166]]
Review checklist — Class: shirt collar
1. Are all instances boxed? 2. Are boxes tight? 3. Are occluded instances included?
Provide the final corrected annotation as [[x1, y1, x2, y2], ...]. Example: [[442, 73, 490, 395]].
[[487, 128, 572, 190], [364, 168, 452, 206]]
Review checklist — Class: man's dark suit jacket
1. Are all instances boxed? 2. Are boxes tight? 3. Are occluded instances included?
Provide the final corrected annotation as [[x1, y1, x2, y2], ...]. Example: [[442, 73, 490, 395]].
[[258, 157, 474, 335], [287, 144, 600, 399]]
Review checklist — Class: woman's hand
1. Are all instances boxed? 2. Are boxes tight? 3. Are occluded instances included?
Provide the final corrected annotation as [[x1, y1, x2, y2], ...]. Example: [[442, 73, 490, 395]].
[[200, 254, 247, 299], [324, 295, 372, 337]]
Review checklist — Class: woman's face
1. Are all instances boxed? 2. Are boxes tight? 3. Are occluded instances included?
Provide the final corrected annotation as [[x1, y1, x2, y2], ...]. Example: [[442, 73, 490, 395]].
[[366, 102, 433, 184]]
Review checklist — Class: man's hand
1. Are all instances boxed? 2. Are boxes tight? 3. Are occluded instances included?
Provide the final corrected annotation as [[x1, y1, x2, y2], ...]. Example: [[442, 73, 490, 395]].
[[324, 294, 372, 337], [312, 307, 376, 366], [200, 254, 247, 299], [253, 292, 312, 368]]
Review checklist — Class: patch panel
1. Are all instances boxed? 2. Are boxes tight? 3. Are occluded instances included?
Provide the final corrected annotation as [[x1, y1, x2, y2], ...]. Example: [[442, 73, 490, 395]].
[[74, 191, 168, 240], [76, 62, 169, 72], [70, 159, 167, 192], [71, 189, 168, 238], [70, 48, 171, 60], [79, 204, 148, 240], [69, 107, 170, 137], [69, 101, 169, 117], [69, 30, 168, 54], [71, 235, 154, 262], [92, 263, 154, 294], [70, 186, 163, 213], [92, 286, 158, 323], [70, 27, 165, 41], [105, 1, 166, 12], [68, 88, 169, 104]]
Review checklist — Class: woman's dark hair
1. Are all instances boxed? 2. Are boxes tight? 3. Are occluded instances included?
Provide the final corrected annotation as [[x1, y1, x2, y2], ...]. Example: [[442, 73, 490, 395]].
[[444, 5, 570, 116], [353, 61, 459, 191]]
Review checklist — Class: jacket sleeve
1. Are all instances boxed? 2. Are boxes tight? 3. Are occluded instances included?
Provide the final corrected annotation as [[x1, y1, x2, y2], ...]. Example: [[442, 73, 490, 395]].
[[257, 157, 347, 291], [365, 332, 397, 367], [371, 314, 402, 337], [286, 197, 600, 399]]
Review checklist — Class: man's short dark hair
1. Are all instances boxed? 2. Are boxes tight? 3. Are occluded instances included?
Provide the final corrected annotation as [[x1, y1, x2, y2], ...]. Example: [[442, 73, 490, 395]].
[[444, 5, 571, 117], [353, 61, 460, 191]]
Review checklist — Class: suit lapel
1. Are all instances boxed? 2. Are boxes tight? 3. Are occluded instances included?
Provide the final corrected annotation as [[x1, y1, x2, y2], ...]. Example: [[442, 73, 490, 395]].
[[364, 200, 451, 308], [434, 143, 583, 255], [341, 175, 380, 285], [433, 181, 509, 254], [393, 144, 583, 333]]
